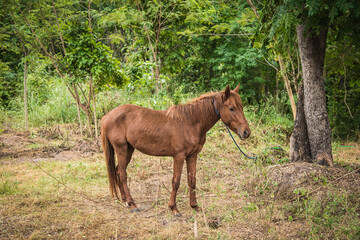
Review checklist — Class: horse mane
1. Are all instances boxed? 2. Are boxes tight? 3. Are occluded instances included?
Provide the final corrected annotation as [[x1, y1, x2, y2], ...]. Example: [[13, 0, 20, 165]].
[[165, 92, 221, 121]]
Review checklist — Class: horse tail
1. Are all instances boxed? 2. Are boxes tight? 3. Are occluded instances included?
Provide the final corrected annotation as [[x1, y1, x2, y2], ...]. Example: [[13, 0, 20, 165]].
[[101, 127, 120, 200]]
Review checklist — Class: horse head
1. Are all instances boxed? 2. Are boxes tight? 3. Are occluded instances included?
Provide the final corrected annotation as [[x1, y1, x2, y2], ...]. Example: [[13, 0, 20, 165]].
[[219, 85, 251, 140]]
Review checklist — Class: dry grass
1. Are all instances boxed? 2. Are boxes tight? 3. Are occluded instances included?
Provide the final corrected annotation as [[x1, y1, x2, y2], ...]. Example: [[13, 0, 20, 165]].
[[1, 124, 359, 239]]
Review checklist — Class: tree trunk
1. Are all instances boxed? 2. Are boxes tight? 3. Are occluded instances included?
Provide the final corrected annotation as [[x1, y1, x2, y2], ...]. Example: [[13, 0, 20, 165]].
[[155, 59, 160, 92], [150, 54, 159, 93], [290, 83, 312, 162], [275, 73, 279, 110], [295, 22, 333, 166], [73, 83, 93, 137], [92, 91, 98, 139], [85, 110, 92, 137], [278, 55, 297, 120], [90, 74, 98, 139], [75, 96, 83, 139], [24, 58, 28, 130]]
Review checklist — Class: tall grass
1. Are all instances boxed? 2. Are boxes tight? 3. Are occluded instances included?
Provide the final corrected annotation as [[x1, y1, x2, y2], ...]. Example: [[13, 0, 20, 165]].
[[1, 79, 176, 129]]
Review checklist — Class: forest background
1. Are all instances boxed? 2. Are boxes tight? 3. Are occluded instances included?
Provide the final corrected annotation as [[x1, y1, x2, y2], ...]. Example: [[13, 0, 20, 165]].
[[1, 0, 359, 141]]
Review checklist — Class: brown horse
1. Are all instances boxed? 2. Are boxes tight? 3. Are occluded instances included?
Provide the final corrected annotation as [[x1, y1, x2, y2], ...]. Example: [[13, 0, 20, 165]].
[[101, 85, 251, 216]]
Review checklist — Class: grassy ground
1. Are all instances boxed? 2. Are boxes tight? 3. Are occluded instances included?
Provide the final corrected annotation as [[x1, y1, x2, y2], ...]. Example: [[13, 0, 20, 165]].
[[1, 122, 360, 239]]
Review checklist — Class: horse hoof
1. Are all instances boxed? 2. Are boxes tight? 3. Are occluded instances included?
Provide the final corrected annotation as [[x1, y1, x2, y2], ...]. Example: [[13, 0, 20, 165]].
[[192, 205, 201, 213], [174, 213, 182, 218], [131, 208, 140, 213]]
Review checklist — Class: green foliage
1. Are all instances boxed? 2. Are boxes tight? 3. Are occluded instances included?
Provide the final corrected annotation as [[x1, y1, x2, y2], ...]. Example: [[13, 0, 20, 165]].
[[325, 36, 360, 139], [174, 0, 271, 99], [0, 61, 21, 107], [0, 0, 359, 140], [0, 12, 23, 107], [26, 54, 54, 104], [125, 61, 157, 92], [258, 0, 360, 37], [62, 20, 126, 89], [209, 41, 263, 92]]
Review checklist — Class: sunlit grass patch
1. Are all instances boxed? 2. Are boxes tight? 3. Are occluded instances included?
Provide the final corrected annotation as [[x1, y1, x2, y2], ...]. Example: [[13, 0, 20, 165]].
[[0, 180, 20, 195]]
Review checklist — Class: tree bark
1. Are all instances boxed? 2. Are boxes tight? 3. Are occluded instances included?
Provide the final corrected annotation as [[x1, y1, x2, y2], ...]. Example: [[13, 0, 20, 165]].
[[290, 83, 312, 162], [73, 83, 93, 137], [76, 97, 83, 139], [246, 0, 259, 18], [90, 74, 98, 139], [295, 22, 333, 166], [92, 90, 98, 138], [278, 55, 296, 120], [24, 58, 28, 130]]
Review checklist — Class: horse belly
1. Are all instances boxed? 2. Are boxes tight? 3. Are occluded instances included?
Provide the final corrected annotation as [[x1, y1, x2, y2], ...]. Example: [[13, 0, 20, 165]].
[[126, 124, 173, 156]]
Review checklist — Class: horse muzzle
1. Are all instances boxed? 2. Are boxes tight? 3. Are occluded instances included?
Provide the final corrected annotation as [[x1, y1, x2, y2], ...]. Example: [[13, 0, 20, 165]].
[[238, 129, 251, 140]]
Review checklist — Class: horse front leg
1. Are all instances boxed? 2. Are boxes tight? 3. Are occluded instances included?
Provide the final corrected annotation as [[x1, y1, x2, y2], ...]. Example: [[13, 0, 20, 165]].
[[169, 155, 185, 217], [186, 155, 200, 212]]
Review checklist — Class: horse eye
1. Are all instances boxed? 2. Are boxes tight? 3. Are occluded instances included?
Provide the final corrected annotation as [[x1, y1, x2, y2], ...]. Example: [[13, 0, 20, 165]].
[[229, 107, 235, 112]]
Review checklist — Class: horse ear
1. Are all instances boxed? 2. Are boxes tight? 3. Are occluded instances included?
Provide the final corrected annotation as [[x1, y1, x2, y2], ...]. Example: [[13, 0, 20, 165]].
[[224, 85, 230, 100], [234, 84, 240, 93]]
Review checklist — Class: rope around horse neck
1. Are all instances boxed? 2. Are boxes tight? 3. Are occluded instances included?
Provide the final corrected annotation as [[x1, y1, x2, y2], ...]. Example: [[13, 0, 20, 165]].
[[213, 101, 257, 162]]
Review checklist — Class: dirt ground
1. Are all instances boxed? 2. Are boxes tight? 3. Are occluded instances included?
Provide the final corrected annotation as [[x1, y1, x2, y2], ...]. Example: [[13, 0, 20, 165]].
[[1, 125, 359, 239]]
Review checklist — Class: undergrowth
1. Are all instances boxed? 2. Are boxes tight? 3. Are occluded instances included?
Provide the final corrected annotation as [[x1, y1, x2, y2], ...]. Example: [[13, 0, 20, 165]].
[[286, 190, 360, 239]]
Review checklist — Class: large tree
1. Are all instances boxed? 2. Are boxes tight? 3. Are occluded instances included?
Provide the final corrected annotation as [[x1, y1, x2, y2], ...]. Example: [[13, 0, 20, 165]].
[[291, 18, 331, 165], [291, 0, 359, 166], [255, 0, 360, 166]]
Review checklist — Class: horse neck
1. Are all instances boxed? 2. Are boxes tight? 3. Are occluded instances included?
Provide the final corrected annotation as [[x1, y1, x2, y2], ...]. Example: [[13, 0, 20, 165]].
[[191, 94, 221, 135], [164, 93, 222, 135]]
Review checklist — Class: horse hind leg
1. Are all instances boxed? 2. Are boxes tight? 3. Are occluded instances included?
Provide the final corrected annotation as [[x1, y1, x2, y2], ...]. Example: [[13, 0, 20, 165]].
[[115, 143, 138, 211], [115, 144, 134, 202], [115, 165, 126, 202]]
